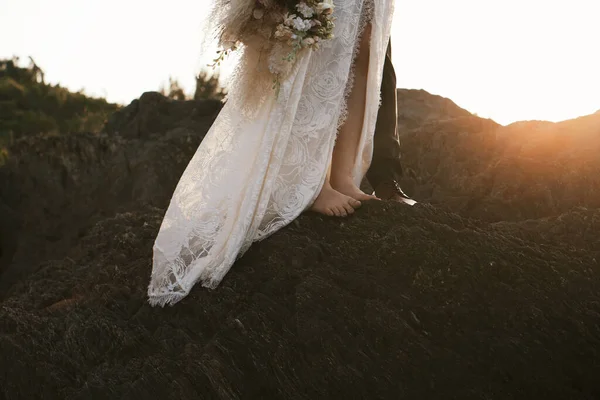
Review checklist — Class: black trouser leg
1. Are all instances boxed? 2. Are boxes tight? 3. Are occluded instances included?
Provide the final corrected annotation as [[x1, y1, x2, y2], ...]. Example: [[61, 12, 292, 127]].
[[366, 40, 404, 189]]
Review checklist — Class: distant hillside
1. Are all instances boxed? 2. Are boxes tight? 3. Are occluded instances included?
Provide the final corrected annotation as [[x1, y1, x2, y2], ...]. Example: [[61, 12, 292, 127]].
[[396, 88, 473, 131], [0, 58, 119, 161], [396, 89, 600, 222]]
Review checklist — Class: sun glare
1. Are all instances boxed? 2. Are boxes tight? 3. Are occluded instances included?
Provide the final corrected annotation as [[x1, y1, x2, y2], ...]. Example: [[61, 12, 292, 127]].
[[1, 0, 598, 125], [391, 0, 600, 124]]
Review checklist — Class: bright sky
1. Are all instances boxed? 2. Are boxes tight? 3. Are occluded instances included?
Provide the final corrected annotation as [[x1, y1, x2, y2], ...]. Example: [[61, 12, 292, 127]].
[[1, 0, 598, 125]]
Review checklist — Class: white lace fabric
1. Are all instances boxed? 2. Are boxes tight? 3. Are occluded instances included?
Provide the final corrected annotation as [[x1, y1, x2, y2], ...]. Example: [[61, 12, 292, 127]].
[[148, 0, 396, 306]]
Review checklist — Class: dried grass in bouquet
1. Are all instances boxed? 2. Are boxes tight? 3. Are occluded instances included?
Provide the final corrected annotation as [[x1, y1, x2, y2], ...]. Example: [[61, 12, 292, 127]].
[[205, 0, 336, 103]]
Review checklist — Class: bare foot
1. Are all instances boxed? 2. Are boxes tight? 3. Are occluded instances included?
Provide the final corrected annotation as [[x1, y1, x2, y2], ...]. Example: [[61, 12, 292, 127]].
[[331, 177, 380, 202], [310, 183, 362, 217]]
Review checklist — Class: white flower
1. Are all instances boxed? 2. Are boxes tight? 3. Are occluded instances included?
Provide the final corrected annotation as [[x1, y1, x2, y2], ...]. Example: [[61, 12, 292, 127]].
[[316, 1, 334, 15], [296, 2, 315, 18], [283, 13, 297, 27], [291, 16, 312, 32]]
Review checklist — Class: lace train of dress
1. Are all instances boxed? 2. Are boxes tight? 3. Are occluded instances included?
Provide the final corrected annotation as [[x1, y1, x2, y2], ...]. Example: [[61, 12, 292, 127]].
[[148, 0, 395, 306]]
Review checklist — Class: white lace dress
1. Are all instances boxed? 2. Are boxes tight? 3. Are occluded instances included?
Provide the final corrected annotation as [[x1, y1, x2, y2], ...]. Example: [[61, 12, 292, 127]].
[[148, 0, 395, 306]]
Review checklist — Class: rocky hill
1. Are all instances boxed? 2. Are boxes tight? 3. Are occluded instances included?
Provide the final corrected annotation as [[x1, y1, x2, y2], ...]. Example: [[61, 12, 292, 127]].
[[0, 90, 599, 399], [0, 92, 222, 285], [396, 93, 600, 222]]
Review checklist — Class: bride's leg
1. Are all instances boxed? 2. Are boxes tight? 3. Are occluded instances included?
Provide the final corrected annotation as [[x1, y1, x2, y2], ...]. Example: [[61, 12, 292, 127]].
[[310, 166, 362, 217], [310, 177, 362, 217], [309, 24, 376, 217], [330, 23, 379, 201]]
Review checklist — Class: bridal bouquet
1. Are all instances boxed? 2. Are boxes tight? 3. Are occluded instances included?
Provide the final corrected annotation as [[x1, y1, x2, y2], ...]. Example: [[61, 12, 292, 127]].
[[211, 0, 336, 87]]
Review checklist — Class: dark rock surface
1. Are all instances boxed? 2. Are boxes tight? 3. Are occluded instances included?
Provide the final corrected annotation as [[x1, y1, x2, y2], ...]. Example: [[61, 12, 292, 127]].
[[1, 90, 599, 399], [103, 91, 222, 139], [0, 93, 221, 284], [1, 203, 599, 399]]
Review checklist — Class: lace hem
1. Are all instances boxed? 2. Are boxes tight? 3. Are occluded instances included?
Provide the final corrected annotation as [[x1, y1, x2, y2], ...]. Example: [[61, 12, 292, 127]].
[[148, 291, 187, 308]]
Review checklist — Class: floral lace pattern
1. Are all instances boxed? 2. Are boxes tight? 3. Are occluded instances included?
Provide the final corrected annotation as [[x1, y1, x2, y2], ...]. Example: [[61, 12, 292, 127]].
[[148, 0, 395, 307]]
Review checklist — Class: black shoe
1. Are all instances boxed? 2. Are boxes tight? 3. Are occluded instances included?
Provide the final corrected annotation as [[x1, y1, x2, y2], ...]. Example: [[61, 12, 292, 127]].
[[373, 180, 417, 206]]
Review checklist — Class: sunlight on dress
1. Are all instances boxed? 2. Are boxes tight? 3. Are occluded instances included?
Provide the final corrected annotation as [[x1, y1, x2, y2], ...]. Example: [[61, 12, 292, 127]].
[[148, 0, 395, 306]]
